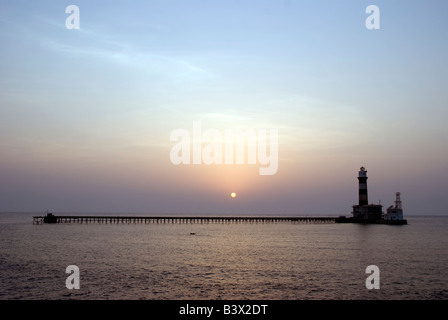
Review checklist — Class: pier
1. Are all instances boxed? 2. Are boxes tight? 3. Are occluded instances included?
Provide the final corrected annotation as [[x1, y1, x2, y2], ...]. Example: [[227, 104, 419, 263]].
[[33, 214, 338, 225]]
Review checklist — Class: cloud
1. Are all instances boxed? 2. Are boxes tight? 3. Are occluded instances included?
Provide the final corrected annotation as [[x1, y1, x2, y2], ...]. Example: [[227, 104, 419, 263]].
[[42, 31, 214, 81]]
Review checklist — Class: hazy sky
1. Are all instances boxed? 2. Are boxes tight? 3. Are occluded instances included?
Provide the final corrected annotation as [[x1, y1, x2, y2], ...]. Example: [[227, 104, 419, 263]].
[[1, 0, 447, 215]]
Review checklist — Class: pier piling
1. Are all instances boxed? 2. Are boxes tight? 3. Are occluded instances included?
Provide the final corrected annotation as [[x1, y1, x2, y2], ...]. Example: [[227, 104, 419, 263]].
[[33, 215, 338, 225]]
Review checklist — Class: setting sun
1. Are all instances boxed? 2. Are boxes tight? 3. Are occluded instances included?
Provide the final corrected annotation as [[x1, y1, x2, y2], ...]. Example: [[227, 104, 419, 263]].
[[230, 192, 236, 198]]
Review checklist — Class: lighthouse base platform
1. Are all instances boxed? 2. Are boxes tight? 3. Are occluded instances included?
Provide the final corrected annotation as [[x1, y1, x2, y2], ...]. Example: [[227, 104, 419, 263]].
[[335, 216, 407, 225]]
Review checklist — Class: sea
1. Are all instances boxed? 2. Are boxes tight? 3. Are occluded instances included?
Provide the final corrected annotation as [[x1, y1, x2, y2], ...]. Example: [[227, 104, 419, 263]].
[[0, 212, 447, 301]]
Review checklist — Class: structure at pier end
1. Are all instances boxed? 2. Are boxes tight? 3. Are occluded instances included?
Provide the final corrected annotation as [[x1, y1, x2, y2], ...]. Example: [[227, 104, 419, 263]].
[[351, 167, 383, 222], [383, 192, 404, 221], [336, 167, 407, 224]]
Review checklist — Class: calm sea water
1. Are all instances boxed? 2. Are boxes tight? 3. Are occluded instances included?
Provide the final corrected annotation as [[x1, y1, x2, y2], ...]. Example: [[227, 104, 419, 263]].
[[0, 213, 447, 300]]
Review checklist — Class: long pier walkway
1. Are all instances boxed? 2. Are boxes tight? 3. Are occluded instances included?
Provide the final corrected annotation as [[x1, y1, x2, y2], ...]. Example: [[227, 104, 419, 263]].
[[33, 215, 338, 225]]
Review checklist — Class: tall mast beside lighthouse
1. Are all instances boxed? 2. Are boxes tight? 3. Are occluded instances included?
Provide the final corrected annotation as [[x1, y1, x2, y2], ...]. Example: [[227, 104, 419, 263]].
[[384, 192, 405, 221]]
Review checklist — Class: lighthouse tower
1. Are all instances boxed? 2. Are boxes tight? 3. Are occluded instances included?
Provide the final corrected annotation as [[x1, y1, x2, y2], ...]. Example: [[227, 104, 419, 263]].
[[358, 167, 368, 206], [352, 166, 383, 221]]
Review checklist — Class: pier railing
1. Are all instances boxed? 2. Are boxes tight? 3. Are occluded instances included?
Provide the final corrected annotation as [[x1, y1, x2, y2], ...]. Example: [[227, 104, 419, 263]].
[[33, 215, 338, 225]]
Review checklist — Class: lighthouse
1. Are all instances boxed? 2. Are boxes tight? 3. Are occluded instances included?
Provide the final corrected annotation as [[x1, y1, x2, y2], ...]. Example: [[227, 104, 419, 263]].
[[352, 166, 383, 221], [358, 167, 368, 206], [335, 167, 407, 224]]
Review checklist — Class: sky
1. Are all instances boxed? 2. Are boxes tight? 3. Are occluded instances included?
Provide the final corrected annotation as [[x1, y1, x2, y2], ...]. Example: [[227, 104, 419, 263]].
[[0, 0, 447, 216]]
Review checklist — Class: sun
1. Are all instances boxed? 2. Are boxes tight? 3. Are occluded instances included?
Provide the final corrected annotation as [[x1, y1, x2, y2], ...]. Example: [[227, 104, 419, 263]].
[[230, 192, 236, 198]]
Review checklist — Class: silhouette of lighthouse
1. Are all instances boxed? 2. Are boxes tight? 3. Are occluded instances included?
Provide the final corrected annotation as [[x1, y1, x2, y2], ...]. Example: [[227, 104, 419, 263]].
[[345, 166, 407, 224], [358, 167, 368, 206]]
